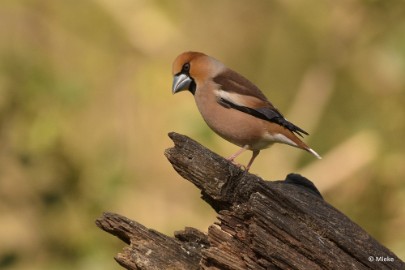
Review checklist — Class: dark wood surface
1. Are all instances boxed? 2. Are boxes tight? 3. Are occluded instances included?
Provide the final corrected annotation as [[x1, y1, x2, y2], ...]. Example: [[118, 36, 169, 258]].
[[96, 132, 404, 270]]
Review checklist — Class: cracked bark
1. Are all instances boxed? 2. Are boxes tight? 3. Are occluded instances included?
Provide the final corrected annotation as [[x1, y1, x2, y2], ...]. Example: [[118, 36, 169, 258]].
[[96, 132, 404, 270]]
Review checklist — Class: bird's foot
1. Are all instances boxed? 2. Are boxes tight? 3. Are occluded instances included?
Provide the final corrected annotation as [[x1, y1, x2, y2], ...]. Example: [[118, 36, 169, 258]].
[[227, 159, 248, 171]]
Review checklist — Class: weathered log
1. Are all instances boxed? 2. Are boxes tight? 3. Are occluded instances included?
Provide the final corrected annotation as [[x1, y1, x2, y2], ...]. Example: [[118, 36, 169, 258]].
[[96, 132, 404, 270], [96, 213, 208, 269]]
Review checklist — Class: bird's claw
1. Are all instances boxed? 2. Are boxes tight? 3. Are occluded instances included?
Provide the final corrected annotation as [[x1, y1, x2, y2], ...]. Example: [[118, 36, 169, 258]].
[[227, 159, 247, 171]]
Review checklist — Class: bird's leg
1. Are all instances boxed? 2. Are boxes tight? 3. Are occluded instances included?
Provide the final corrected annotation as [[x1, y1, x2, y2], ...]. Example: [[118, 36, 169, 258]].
[[227, 145, 249, 162], [245, 150, 260, 171]]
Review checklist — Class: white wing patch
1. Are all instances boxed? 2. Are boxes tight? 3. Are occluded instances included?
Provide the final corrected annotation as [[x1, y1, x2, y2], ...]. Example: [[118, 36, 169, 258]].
[[214, 89, 248, 107]]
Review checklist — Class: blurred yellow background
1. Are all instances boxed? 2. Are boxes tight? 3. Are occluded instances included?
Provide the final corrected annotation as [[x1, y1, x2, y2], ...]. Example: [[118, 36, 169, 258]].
[[1, 0, 404, 269]]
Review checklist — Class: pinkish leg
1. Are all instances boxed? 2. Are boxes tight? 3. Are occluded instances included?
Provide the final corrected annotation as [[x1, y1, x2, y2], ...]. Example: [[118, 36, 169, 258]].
[[227, 145, 249, 161], [245, 150, 260, 171]]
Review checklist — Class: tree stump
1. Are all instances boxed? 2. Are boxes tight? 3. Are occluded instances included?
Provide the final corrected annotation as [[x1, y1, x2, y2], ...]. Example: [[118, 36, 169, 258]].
[[95, 132, 404, 270]]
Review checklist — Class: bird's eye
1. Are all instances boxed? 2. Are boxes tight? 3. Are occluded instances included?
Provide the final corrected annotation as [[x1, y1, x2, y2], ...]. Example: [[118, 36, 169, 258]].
[[182, 63, 190, 73]]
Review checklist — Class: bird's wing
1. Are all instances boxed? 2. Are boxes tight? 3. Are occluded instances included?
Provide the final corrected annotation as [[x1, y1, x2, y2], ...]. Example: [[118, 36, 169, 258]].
[[213, 69, 309, 137]]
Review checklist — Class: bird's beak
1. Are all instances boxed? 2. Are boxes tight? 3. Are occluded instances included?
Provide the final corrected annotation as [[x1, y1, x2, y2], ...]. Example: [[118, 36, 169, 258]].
[[172, 73, 192, 94]]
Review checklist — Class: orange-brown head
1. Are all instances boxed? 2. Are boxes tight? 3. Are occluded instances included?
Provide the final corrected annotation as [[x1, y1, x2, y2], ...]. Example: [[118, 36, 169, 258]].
[[172, 51, 224, 95]]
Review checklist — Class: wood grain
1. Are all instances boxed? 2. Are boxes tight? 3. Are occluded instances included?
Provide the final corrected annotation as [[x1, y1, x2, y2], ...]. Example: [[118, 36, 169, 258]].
[[96, 132, 404, 270]]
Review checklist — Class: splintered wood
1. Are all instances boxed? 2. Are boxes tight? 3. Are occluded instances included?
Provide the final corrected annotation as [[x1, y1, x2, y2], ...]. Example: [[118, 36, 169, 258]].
[[96, 132, 404, 270]]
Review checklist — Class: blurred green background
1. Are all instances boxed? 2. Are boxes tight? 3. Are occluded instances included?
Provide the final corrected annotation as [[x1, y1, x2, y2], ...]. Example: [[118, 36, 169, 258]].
[[1, 0, 404, 269]]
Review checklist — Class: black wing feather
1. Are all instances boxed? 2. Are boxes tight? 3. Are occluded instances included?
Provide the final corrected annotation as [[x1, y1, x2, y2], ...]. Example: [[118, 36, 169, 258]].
[[218, 97, 309, 137]]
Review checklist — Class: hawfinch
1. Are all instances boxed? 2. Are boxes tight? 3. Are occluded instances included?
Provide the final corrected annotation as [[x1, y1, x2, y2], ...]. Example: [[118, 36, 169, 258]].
[[172, 51, 321, 171]]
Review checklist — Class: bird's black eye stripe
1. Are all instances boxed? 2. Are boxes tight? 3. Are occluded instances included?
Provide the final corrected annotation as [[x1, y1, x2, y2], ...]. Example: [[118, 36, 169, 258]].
[[182, 63, 190, 73]]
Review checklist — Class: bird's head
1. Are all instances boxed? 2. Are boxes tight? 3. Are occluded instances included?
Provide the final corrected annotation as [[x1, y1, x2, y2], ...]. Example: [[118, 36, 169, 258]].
[[172, 51, 223, 95]]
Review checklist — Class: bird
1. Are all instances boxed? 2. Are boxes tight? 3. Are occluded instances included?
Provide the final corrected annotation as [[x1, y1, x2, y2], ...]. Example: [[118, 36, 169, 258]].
[[171, 51, 321, 171]]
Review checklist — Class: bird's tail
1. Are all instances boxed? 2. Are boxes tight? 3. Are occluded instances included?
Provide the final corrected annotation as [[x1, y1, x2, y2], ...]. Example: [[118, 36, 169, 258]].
[[285, 131, 322, 159], [305, 147, 322, 159]]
